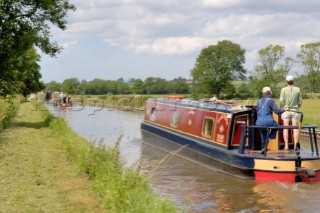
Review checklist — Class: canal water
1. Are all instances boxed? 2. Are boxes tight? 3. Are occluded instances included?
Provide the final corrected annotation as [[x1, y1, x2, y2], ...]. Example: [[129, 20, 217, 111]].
[[50, 105, 320, 212]]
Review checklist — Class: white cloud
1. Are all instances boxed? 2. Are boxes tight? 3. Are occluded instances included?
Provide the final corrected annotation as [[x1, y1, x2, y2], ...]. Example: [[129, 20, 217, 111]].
[[154, 14, 174, 26], [40, 0, 320, 82], [61, 40, 78, 51], [131, 37, 207, 55], [64, 1, 320, 56], [201, 0, 242, 8]]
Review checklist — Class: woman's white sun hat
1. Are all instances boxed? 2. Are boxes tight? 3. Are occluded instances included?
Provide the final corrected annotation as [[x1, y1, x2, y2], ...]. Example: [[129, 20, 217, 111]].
[[285, 75, 294, 81]]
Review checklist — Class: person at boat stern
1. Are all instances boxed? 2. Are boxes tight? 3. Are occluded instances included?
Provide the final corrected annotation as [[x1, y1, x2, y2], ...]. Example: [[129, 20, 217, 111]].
[[256, 87, 284, 153], [280, 75, 302, 150]]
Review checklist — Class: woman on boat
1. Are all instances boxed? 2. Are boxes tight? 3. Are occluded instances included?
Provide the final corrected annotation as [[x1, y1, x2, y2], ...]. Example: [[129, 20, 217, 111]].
[[256, 87, 284, 153], [60, 92, 66, 104], [280, 75, 302, 150]]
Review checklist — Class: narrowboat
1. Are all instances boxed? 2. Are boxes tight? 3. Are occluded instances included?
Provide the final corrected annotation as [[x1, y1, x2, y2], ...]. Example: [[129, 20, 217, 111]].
[[140, 96, 320, 182], [52, 97, 72, 109]]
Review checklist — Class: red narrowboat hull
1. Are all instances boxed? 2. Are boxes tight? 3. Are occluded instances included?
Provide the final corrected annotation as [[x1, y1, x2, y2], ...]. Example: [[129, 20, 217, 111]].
[[141, 97, 320, 182], [254, 171, 320, 183]]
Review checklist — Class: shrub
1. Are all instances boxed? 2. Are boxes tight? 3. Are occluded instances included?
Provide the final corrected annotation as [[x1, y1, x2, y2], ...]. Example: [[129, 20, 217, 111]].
[[0, 96, 20, 130]]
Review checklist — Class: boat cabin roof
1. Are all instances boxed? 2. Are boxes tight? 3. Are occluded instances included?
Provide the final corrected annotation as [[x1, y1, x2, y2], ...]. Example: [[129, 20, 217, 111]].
[[149, 98, 251, 113]]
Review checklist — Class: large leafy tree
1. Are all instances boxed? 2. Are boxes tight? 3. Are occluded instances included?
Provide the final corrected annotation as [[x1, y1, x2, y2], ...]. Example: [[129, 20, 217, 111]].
[[296, 42, 320, 93], [116, 78, 131, 94], [0, 0, 76, 96], [84, 79, 108, 94], [17, 48, 45, 97], [132, 79, 145, 94], [144, 77, 169, 94], [61, 78, 80, 95], [252, 44, 295, 97], [45, 81, 62, 92], [191, 40, 246, 99], [169, 79, 190, 94]]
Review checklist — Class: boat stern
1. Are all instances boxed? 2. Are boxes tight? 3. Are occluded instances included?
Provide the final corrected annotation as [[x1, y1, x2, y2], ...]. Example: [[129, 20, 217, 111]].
[[253, 156, 320, 183]]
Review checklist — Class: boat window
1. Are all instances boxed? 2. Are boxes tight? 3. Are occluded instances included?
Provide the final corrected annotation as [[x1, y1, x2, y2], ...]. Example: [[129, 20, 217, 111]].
[[151, 107, 156, 114], [150, 107, 157, 121], [202, 117, 214, 138], [170, 111, 179, 128]]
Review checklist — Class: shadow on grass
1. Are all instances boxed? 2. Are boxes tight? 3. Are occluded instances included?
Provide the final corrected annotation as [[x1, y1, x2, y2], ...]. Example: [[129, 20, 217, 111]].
[[11, 121, 48, 129], [11, 115, 55, 129]]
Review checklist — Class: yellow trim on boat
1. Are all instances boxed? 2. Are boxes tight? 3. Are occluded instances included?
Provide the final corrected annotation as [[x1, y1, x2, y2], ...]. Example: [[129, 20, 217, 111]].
[[254, 159, 296, 172], [301, 159, 320, 170]]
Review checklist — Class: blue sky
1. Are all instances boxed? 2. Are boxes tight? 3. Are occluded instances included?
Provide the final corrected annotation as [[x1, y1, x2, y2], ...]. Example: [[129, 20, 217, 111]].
[[39, 0, 320, 83]]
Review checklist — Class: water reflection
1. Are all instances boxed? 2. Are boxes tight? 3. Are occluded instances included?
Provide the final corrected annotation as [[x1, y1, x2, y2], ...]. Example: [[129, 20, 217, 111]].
[[49, 104, 144, 167], [48, 105, 320, 212], [141, 144, 261, 212], [141, 144, 320, 212], [253, 181, 320, 212]]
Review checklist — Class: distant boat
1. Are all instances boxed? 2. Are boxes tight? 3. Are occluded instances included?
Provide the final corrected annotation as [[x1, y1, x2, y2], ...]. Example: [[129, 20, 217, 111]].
[[52, 97, 72, 109], [141, 96, 320, 182]]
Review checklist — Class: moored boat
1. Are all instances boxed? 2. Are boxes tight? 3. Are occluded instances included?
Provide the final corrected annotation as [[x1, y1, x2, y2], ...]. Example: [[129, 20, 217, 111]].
[[140, 96, 320, 182]]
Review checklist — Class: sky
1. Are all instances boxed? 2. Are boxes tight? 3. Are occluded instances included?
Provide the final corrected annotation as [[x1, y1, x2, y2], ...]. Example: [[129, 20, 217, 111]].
[[39, 0, 320, 83]]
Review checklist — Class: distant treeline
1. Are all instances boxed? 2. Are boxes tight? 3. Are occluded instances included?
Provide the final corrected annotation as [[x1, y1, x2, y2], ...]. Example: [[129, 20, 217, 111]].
[[45, 77, 191, 95]]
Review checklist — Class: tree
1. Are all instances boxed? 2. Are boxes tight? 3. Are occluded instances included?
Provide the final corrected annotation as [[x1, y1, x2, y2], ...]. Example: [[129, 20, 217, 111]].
[[234, 83, 253, 99], [170, 80, 190, 94], [0, 0, 76, 96], [252, 44, 295, 96], [172, 76, 188, 82], [106, 80, 119, 95], [144, 77, 169, 94], [117, 77, 125, 84], [45, 81, 62, 92], [17, 48, 45, 97], [0, 47, 44, 96], [296, 42, 320, 93], [79, 80, 88, 94], [117, 82, 131, 94], [191, 40, 246, 99], [61, 78, 80, 95], [84, 79, 108, 94], [132, 79, 145, 94]]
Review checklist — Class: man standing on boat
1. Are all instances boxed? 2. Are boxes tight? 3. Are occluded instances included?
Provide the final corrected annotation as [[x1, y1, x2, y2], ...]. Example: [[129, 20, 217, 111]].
[[59, 92, 67, 106], [280, 75, 302, 150], [256, 87, 284, 153]]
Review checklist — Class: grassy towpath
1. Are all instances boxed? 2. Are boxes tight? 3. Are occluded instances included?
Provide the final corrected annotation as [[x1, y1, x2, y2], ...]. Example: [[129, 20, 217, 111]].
[[0, 102, 105, 213]]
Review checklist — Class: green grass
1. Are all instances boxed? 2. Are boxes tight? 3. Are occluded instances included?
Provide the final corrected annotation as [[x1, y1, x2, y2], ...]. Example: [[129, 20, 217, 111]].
[[270, 99, 319, 126], [0, 102, 104, 212], [0, 100, 182, 213], [48, 107, 181, 213], [299, 99, 320, 125]]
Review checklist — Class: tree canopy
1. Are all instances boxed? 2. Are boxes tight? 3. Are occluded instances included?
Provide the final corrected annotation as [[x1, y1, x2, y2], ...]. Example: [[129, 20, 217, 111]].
[[17, 48, 45, 97], [45, 77, 191, 95], [252, 44, 295, 97], [0, 0, 76, 96], [191, 40, 246, 99], [296, 42, 320, 93]]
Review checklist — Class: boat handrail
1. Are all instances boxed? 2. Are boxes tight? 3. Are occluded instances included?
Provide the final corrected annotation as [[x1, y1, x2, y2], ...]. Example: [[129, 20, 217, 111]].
[[239, 124, 319, 156], [242, 125, 298, 130]]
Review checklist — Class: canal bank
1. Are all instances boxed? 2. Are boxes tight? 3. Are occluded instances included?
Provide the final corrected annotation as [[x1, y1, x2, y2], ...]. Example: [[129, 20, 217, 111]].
[[0, 101, 179, 213], [0, 101, 105, 212]]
